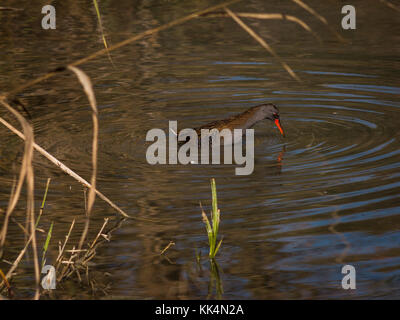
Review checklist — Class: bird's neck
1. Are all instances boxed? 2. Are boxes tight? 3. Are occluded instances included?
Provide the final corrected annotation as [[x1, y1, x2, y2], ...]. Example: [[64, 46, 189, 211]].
[[240, 108, 264, 129]]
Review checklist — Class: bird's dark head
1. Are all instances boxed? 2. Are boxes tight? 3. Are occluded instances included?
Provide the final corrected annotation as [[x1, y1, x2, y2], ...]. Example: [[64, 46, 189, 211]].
[[255, 103, 285, 137]]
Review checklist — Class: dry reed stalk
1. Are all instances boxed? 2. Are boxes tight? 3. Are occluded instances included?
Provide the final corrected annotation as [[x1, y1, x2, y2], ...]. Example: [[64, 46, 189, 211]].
[[200, 12, 321, 42], [65, 249, 88, 253], [58, 246, 76, 280], [0, 99, 40, 299], [88, 218, 109, 251], [224, 7, 301, 82], [378, 0, 400, 12], [67, 66, 99, 253], [0, 7, 22, 11], [290, 0, 346, 42], [56, 219, 75, 265], [160, 241, 175, 255], [0, 179, 17, 256], [10, 217, 28, 236], [0, 133, 27, 256], [92, 0, 115, 67], [2, 179, 29, 237], [0, 268, 12, 297], [53, 217, 123, 284]]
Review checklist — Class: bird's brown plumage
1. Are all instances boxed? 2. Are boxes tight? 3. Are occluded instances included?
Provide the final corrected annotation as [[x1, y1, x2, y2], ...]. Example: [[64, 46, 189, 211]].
[[194, 105, 262, 134]]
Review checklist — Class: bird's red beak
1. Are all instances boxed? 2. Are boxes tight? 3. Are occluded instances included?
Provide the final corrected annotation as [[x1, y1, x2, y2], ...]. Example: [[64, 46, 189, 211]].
[[274, 119, 285, 137]]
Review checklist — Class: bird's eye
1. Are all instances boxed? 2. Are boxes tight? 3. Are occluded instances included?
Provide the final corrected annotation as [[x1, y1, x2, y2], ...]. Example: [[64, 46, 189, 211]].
[[273, 113, 279, 119]]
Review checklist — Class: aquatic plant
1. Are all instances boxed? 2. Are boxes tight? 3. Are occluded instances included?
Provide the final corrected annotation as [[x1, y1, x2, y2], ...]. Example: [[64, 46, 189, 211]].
[[201, 178, 223, 259]]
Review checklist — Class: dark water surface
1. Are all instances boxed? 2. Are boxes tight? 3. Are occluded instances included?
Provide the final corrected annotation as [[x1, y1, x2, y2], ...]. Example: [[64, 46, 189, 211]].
[[0, 0, 399, 299]]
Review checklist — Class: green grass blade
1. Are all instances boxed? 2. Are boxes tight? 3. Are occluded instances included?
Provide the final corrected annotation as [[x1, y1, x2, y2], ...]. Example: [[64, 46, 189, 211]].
[[210, 178, 219, 243], [201, 210, 213, 255], [41, 222, 54, 268], [214, 238, 223, 257], [35, 178, 51, 228]]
